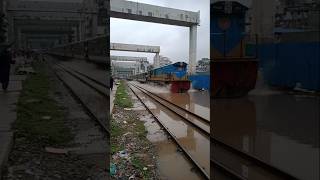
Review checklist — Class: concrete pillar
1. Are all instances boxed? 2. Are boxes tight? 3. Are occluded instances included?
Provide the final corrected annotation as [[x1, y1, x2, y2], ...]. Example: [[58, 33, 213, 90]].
[[76, 25, 80, 41], [17, 28, 21, 48], [135, 63, 139, 75], [21, 34, 26, 49], [189, 25, 197, 74], [7, 12, 14, 44], [252, 0, 275, 42], [154, 53, 160, 68], [79, 20, 84, 41], [92, 14, 98, 37]]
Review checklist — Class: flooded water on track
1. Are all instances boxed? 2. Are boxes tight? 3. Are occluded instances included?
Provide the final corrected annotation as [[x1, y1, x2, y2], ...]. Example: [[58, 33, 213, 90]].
[[129, 85, 209, 179], [132, 82, 210, 121], [212, 92, 320, 180], [140, 113, 203, 180]]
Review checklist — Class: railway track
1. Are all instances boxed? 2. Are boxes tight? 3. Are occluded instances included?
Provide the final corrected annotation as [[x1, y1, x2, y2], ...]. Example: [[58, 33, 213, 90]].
[[131, 83, 299, 180], [211, 135, 300, 180], [131, 83, 210, 136], [48, 60, 300, 180], [132, 83, 210, 123], [52, 62, 109, 136], [129, 83, 210, 179]]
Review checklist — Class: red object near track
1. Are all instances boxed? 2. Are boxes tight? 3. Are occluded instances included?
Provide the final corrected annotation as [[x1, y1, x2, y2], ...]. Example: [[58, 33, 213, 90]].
[[171, 81, 191, 93], [211, 58, 258, 98]]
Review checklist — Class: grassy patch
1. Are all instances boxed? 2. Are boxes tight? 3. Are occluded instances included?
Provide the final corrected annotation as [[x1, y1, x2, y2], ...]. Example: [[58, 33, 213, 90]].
[[110, 119, 124, 137], [15, 63, 72, 145], [110, 118, 125, 154], [114, 80, 133, 108], [134, 120, 148, 138], [111, 81, 155, 178], [132, 156, 151, 179]]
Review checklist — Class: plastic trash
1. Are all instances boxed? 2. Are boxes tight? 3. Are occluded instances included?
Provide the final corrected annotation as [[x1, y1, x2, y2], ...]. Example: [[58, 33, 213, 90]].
[[110, 163, 117, 176], [119, 150, 128, 158], [129, 174, 135, 179]]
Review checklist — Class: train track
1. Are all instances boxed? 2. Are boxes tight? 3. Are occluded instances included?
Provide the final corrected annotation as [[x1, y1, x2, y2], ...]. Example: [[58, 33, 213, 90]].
[[131, 83, 210, 136], [130, 83, 299, 180], [131, 84, 210, 123], [49, 60, 300, 180], [129, 83, 210, 179], [52, 62, 109, 136], [58, 64, 108, 89], [211, 135, 300, 180]]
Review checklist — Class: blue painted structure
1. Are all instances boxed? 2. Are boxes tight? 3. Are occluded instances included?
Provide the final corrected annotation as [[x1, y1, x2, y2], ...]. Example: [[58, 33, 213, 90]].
[[189, 74, 210, 90], [210, 1, 258, 97], [258, 41, 320, 91], [150, 62, 188, 79], [211, 1, 248, 56]]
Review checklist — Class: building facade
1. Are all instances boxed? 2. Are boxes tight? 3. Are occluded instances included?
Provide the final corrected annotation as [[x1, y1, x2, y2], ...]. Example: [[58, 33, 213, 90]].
[[154, 55, 172, 68], [111, 56, 150, 78], [5, 0, 107, 49]]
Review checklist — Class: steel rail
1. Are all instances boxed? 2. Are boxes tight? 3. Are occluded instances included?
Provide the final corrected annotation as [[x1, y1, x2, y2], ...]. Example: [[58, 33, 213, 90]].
[[61, 65, 109, 89], [210, 159, 247, 180], [129, 85, 210, 179], [132, 83, 299, 180], [55, 64, 107, 97], [131, 83, 210, 136], [211, 137, 299, 180], [132, 83, 209, 124], [53, 65, 110, 136]]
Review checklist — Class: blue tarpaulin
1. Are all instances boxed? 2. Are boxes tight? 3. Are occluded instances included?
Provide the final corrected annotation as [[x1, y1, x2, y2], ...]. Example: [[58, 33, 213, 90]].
[[189, 75, 210, 90], [257, 42, 320, 91]]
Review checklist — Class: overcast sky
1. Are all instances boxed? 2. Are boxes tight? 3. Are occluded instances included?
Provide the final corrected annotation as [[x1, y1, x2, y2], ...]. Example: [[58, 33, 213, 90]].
[[111, 0, 210, 64]]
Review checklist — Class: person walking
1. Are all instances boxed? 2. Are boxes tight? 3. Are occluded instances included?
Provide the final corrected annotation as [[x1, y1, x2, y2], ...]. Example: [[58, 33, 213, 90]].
[[110, 76, 114, 91], [0, 44, 13, 91]]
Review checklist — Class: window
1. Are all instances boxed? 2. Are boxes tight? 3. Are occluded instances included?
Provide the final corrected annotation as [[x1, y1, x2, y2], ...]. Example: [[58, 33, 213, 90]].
[[165, 14, 169, 19], [148, 12, 152, 16], [139, 11, 142, 15], [127, 9, 132, 13], [180, 14, 183, 20]]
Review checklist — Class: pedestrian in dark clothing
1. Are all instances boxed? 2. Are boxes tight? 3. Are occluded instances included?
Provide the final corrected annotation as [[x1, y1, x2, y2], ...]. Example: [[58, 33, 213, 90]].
[[110, 77, 114, 91], [0, 46, 13, 91]]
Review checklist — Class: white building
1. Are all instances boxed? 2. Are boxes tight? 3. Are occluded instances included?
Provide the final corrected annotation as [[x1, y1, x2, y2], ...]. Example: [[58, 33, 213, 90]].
[[154, 55, 172, 68], [111, 55, 150, 78]]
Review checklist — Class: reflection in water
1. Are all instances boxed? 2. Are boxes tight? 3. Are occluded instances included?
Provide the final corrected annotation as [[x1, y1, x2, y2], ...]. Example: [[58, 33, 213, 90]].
[[141, 113, 203, 180], [152, 106, 210, 176], [159, 91, 210, 121], [135, 89, 209, 179], [155, 140, 203, 180], [212, 93, 319, 180]]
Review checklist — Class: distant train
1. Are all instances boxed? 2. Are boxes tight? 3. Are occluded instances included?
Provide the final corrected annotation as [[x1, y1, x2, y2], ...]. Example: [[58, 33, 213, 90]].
[[131, 62, 191, 93], [47, 36, 108, 65], [211, 1, 258, 98]]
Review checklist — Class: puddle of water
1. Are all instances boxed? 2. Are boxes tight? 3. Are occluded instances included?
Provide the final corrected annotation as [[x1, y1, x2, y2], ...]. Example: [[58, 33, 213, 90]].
[[136, 105, 203, 179], [212, 94, 320, 180], [133, 81, 210, 121], [164, 91, 210, 121], [155, 140, 203, 180], [150, 104, 210, 176]]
